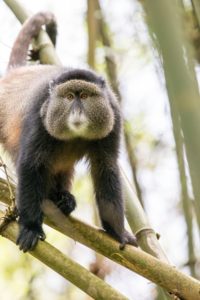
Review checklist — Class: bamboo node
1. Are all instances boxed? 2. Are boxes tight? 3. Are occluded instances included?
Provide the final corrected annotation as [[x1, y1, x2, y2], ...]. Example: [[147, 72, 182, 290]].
[[135, 227, 156, 239]]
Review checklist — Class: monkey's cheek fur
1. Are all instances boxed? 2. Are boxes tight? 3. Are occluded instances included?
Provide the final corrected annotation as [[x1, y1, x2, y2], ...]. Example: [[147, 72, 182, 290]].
[[84, 107, 114, 139]]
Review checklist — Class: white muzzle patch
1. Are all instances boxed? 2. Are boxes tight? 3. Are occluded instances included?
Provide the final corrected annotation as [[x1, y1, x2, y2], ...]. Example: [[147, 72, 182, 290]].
[[68, 111, 88, 135]]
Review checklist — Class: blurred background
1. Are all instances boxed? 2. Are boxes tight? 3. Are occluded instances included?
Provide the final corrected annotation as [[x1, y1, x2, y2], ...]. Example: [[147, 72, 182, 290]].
[[0, 0, 200, 299]]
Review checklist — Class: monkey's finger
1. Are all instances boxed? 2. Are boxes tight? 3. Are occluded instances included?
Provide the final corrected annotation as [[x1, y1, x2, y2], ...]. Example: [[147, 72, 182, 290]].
[[29, 235, 40, 252], [16, 225, 28, 245], [38, 230, 46, 241], [16, 226, 43, 252], [18, 236, 32, 252], [19, 230, 37, 252], [23, 231, 44, 252]]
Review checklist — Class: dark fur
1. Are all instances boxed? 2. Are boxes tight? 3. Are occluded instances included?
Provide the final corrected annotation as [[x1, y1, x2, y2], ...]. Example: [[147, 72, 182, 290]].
[[16, 69, 129, 251], [51, 68, 105, 88]]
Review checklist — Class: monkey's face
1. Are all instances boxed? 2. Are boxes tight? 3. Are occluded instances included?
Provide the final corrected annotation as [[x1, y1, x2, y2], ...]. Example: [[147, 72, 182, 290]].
[[41, 80, 115, 140]]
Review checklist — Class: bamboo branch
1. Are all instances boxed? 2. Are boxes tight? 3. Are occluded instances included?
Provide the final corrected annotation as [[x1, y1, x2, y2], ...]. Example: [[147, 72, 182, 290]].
[[1, 181, 200, 299], [0, 210, 128, 300]]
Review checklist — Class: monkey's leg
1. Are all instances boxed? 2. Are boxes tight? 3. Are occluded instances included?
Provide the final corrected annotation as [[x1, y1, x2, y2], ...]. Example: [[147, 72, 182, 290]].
[[16, 164, 47, 252], [91, 159, 137, 248], [49, 173, 76, 216]]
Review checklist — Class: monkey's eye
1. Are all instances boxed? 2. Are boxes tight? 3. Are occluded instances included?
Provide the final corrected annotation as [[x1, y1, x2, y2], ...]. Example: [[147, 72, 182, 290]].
[[66, 93, 75, 100], [80, 92, 88, 100]]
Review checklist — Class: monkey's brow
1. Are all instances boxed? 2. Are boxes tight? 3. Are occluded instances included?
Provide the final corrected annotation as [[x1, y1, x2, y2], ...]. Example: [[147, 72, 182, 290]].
[[56, 79, 103, 95], [58, 87, 101, 96]]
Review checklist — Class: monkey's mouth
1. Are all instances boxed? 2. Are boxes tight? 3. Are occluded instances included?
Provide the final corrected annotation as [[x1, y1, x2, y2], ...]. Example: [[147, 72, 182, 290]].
[[72, 121, 82, 128], [70, 119, 87, 128], [68, 112, 88, 136]]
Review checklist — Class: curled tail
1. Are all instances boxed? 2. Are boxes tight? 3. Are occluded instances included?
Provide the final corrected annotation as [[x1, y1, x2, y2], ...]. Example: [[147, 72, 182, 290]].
[[7, 12, 57, 70]]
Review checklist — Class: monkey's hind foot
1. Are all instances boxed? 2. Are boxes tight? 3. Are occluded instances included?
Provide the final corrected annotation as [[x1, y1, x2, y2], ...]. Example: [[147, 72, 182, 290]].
[[16, 223, 46, 252], [119, 230, 138, 250], [103, 221, 138, 249], [54, 191, 76, 216]]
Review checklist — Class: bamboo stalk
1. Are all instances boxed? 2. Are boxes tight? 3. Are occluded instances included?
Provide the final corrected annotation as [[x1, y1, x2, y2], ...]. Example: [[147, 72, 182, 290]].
[[139, 0, 197, 279], [191, 0, 200, 27], [96, 5, 120, 99], [1, 182, 200, 299], [87, 0, 97, 69], [168, 91, 196, 277], [124, 122, 144, 207], [0, 210, 128, 300], [140, 0, 200, 231]]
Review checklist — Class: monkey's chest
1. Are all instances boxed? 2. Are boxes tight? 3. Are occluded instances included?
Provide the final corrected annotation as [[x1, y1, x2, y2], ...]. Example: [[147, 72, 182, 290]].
[[51, 141, 89, 174]]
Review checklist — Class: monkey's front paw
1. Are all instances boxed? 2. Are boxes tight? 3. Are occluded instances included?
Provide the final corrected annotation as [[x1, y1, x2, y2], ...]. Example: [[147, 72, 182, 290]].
[[16, 224, 46, 252], [56, 191, 76, 216], [119, 230, 138, 250]]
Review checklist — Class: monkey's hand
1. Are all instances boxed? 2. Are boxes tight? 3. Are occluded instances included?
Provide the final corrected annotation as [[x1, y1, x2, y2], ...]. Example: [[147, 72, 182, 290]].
[[51, 191, 76, 216], [119, 230, 138, 250], [16, 223, 46, 252]]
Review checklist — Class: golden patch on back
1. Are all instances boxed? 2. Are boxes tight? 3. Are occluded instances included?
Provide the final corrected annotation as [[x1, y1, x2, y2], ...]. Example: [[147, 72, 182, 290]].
[[0, 65, 59, 157]]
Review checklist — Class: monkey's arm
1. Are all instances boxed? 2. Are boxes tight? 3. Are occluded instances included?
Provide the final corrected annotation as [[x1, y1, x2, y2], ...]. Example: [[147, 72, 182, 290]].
[[16, 159, 47, 252], [48, 172, 76, 216], [15, 111, 52, 252], [90, 151, 137, 248]]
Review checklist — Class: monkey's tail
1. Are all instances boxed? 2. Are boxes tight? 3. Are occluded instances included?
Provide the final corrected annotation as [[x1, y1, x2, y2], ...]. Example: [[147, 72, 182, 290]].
[[7, 12, 57, 70]]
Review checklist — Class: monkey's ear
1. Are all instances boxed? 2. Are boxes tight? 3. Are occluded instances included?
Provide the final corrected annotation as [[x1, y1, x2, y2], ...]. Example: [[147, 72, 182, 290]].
[[40, 100, 49, 118], [99, 77, 106, 88], [49, 80, 56, 95]]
